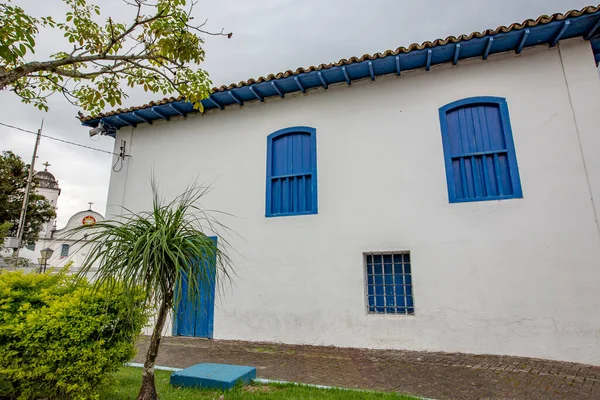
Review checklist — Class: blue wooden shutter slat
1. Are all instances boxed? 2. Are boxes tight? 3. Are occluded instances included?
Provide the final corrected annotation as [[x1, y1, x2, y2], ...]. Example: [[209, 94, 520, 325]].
[[477, 106, 492, 151], [272, 179, 279, 214], [459, 109, 472, 198], [282, 177, 289, 213], [486, 106, 506, 150], [471, 156, 482, 198], [439, 97, 522, 203], [294, 177, 299, 213], [493, 153, 504, 196], [458, 109, 475, 198], [470, 108, 490, 198], [466, 108, 484, 198], [293, 134, 301, 173], [291, 135, 300, 214], [452, 160, 464, 199], [277, 179, 282, 213], [306, 176, 312, 211], [467, 109, 481, 198], [485, 151, 498, 197], [447, 112, 462, 155], [459, 158, 468, 198], [482, 155, 491, 197], [457, 109, 470, 155], [466, 157, 476, 198], [302, 134, 311, 173], [470, 107, 484, 152], [464, 108, 478, 153], [287, 135, 293, 174], [291, 176, 296, 213], [272, 137, 281, 176], [498, 155, 514, 195], [292, 176, 297, 213], [282, 136, 289, 174]]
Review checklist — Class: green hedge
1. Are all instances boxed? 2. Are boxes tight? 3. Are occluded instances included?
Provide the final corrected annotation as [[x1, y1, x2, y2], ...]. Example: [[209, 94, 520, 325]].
[[0, 270, 148, 400]]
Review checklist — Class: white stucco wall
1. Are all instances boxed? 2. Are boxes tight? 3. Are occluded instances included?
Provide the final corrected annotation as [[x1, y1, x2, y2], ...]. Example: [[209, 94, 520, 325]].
[[107, 38, 600, 365]]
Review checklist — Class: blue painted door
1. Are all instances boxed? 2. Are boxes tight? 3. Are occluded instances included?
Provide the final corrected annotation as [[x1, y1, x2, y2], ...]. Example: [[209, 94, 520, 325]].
[[173, 237, 216, 338]]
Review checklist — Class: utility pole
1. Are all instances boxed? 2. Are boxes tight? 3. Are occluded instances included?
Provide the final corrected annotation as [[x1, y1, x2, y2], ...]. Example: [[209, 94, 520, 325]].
[[13, 120, 44, 259]]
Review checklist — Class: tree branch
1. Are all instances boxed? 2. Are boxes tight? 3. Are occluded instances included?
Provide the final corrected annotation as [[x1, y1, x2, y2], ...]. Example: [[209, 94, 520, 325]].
[[0, 53, 157, 89], [101, 6, 168, 56]]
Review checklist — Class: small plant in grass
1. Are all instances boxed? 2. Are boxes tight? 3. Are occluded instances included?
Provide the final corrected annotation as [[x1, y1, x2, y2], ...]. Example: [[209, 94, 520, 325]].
[[74, 182, 233, 400]]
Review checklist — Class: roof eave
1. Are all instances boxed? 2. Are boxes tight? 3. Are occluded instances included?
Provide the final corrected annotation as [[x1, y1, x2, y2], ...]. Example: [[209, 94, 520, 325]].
[[80, 6, 600, 134]]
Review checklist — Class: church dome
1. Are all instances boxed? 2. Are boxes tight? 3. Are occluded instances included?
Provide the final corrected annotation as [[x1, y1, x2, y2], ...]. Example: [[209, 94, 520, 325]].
[[35, 169, 60, 189]]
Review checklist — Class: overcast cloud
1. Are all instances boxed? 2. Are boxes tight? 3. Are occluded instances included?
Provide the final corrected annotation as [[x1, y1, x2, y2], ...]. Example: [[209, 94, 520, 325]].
[[0, 0, 592, 227]]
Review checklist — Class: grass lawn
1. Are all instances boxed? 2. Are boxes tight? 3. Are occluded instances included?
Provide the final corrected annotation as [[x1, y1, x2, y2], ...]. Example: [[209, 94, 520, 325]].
[[100, 367, 420, 400]]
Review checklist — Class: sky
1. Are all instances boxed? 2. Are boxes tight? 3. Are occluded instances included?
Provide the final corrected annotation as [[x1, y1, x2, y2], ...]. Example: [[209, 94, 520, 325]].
[[0, 0, 593, 227]]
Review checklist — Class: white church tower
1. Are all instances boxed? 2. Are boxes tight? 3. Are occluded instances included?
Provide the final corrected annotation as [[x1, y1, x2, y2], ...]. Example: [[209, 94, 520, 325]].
[[7, 161, 105, 275], [34, 162, 61, 239]]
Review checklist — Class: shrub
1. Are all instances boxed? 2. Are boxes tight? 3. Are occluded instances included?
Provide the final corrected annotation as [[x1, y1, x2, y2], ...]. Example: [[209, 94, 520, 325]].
[[0, 270, 148, 400]]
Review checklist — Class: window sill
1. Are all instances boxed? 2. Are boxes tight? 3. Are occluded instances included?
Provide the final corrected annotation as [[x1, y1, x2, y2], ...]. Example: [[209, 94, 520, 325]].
[[266, 211, 318, 218], [366, 312, 416, 318], [450, 195, 523, 203]]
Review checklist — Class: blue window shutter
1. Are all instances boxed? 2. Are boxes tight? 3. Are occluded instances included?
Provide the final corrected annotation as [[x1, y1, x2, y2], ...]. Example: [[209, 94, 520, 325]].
[[61, 244, 69, 257], [439, 97, 522, 203], [266, 126, 317, 217]]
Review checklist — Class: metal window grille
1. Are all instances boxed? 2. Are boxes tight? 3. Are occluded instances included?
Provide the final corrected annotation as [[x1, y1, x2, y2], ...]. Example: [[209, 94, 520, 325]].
[[60, 244, 69, 257], [26, 243, 35, 251], [365, 252, 414, 315]]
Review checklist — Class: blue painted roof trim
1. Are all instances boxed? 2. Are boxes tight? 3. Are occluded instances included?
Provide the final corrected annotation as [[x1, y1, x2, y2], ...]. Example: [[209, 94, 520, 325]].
[[83, 11, 600, 136]]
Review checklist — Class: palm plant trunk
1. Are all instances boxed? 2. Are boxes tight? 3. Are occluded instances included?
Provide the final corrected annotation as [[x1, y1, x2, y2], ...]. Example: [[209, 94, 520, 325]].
[[137, 296, 170, 400]]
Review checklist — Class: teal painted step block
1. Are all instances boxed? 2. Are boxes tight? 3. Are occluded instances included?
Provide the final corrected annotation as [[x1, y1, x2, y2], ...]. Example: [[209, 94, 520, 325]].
[[170, 363, 256, 390]]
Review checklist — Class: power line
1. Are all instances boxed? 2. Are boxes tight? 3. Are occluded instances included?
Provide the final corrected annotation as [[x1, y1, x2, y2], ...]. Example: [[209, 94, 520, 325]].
[[0, 121, 119, 156]]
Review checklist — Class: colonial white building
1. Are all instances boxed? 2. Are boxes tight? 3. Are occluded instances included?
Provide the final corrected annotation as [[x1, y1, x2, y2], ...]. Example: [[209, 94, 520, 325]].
[[17, 167, 105, 274], [81, 6, 600, 366]]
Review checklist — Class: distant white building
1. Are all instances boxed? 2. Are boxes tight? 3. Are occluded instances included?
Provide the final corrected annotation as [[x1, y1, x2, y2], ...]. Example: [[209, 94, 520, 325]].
[[16, 166, 105, 275], [81, 6, 600, 365]]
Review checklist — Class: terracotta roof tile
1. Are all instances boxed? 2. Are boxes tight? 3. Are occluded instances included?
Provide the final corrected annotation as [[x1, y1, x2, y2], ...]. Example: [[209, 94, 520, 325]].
[[79, 5, 600, 122]]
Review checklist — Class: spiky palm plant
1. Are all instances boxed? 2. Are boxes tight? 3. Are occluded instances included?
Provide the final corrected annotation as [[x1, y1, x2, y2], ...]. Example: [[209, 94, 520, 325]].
[[73, 184, 232, 400]]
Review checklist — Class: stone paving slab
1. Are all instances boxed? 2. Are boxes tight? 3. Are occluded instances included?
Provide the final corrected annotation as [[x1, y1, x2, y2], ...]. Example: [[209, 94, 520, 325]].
[[133, 336, 599, 400]]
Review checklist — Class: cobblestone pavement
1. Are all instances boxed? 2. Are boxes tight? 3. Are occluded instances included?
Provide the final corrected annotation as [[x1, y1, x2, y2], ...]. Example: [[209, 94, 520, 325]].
[[134, 336, 599, 400]]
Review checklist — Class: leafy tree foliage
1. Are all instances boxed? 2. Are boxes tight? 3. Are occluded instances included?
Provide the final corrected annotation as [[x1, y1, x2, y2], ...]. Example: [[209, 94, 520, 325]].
[[0, 151, 56, 247], [0, 0, 230, 114], [0, 222, 11, 249]]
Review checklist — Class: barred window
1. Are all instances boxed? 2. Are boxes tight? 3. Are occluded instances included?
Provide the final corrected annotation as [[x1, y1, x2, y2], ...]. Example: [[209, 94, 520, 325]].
[[365, 252, 414, 315]]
